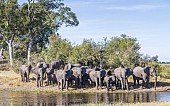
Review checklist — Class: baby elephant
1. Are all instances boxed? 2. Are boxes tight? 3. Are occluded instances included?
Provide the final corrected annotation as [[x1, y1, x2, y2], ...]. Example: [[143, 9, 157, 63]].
[[104, 75, 116, 91]]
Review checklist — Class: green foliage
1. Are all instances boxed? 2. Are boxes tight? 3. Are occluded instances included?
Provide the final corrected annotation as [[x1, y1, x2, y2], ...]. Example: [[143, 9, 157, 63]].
[[0, 0, 161, 71], [40, 34, 72, 63], [105, 34, 140, 68], [0, 0, 79, 66], [159, 64, 170, 78], [68, 39, 100, 66]]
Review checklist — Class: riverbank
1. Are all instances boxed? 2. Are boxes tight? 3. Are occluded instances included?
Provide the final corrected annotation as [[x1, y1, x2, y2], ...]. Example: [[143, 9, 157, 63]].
[[82, 102, 170, 106], [1, 69, 170, 93]]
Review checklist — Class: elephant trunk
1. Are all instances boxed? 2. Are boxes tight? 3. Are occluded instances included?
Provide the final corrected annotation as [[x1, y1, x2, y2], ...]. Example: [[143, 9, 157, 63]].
[[27, 71, 29, 82]]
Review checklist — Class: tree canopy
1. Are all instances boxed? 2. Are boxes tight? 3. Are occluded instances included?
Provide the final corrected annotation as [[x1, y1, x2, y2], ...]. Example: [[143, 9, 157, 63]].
[[0, 0, 159, 69], [0, 0, 79, 66]]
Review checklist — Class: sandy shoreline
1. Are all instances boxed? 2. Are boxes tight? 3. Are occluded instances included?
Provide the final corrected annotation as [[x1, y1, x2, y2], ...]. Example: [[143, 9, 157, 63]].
[[1, 70, 170, 93]]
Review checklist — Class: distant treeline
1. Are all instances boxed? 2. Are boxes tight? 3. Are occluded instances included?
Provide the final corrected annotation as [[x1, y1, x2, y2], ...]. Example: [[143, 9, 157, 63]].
[[159, 62, 170, 64]]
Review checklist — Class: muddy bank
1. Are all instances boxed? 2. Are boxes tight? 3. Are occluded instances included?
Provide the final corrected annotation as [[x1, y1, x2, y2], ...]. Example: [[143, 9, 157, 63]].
[[0, 70, 170, 93]]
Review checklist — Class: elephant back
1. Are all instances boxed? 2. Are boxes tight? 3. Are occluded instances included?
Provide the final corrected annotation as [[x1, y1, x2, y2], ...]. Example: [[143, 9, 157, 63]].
[[114, 67, 126, 78], [72, 63, 81, 68], [86, 69, 94, 74], [133, 66, 144, 77]]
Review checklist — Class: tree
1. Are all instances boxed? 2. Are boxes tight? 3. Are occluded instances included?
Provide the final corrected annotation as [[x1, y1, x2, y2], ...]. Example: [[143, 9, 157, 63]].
[[45, 34, 72, 63], [20, 0, 79, 65], [69, 39, 100, 67], [105, 34, 141, 68], [0, 0, 21, 66]]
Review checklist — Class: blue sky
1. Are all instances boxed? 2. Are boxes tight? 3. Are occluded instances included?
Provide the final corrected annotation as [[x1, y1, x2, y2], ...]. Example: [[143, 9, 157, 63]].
[[19, 0, 170, 62]]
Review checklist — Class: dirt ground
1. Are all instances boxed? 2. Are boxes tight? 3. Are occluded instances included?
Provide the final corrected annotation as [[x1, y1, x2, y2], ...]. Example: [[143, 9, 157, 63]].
[[0, 67, 170, 93]]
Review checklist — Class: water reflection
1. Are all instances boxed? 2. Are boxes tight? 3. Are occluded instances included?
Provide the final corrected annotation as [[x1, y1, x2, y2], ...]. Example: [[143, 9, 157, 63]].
[[0, 91, 170, 105]]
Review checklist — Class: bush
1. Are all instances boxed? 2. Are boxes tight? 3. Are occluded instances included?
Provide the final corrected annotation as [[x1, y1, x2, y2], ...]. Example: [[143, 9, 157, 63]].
[[159, 64, 170, 78]]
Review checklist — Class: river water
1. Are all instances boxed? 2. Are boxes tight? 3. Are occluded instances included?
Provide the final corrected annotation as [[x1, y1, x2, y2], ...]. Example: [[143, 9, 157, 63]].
[[0, 91, 170, 106]]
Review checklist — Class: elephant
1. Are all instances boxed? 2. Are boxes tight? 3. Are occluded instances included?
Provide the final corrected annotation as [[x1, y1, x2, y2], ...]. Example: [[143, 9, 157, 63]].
[[104, 75, 116, 91], [20, 64, 32, 82], [133, 66, 157, 89], [33, 62, 49, 87], [84, 68, 94, 86], [50, 59, 65, 70], [46, 68, 56, 86], [114, 67, 132, 90], [89, 69, 106, 90], [55, 69, 73, 91], [71, 66, 87, 89]]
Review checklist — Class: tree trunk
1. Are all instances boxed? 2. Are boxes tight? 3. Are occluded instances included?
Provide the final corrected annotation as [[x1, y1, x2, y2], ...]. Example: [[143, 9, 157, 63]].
[[27, 38, 33, 65], [8, 40, 13, 67]]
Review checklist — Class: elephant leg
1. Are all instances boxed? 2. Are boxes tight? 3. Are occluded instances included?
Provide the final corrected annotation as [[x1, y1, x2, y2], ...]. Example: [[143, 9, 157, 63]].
[[133, 79, 136, 86], [125, 79, 129, 90], [115, 80, 119, 90], [61, 79, 63, 91], [142, 79, 145, 88], [21, 75, 24, 82], [65, 80, 68, 91], [146, 77, 150, 88], [75, 78, 79, 89], [95, 78, 98, 90], [57, 81, 60, 89], [107, 81, 111, 91], [79, 78, 82, 88], [23, 74, 26, 82], [63, 78, 66, 89], [39, 78, 43, 87], [36, 76, 39, 87], [99, 78, 102, 89], [26, 72, 29, 82], [123, 78, 126, 90], [120, 79, 124, 90], [137, 80, 140, 86], [51, 79, 53, 86]]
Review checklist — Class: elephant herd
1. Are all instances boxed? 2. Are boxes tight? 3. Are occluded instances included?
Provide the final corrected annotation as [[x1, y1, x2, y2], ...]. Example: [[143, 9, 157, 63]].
[[19, 60, 157, 91]]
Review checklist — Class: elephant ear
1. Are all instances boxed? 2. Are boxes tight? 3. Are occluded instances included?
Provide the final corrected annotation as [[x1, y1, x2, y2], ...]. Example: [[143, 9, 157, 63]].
[[28, 65, 32, 71], [144, 67, 150, 75], [125, 68, 133, 77]]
